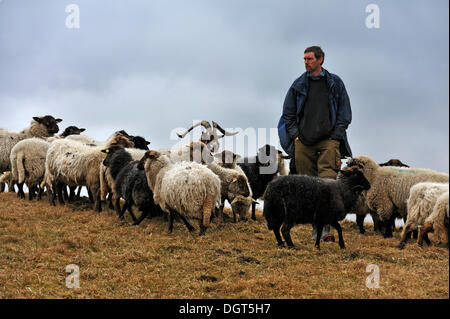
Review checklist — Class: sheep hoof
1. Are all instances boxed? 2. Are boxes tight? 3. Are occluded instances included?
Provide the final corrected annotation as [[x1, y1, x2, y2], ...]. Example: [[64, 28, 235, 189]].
[[315, 245, 321, 251], [287, 245, 297, 250], [398, 242, 405, 250]]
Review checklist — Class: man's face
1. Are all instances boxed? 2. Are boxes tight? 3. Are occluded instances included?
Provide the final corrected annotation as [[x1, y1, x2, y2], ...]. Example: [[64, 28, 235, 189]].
[[304, 51, 323, 73]]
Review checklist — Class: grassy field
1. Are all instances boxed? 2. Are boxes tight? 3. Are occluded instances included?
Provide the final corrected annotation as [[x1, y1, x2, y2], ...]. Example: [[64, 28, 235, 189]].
[[0, 192, 448, 299]]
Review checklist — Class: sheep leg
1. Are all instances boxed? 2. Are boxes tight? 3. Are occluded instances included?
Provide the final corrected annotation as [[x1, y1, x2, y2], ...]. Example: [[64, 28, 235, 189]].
[[218, 202, 225, 223], [331, 221, 345, 249], [168, 211, 175, 233], [281, 223, 295, 248], [76, 186, 82, 198], [107, 193, 114, 210], [356, 214, 365, 234], [119, 202, 129, 220], [199, 220, 207, 236], [68, 186, 76, 202], [272, 223, 285, 247], [92, 187, 102, 212], [315, 223, 324, 250], [398, 224, 412, 249], [0, 182, 4, 192], [87, 188, 94, 203], [422, 233, 432, 246], [28, 185, 36, 201], [126, 204, 138, 223], [132, 208, 149, 226], [62, 186, 69, 201], [251, 201, 257, 221], [412, 230, 418, 240], [176, 212, 195, 233], [48, 186, 56, 206], [37, 185, 43, 201], [382, 214, 396, 238], [17, 182, 25, 199], [56, 183, 65, 205], [115, 196, 124, 218]]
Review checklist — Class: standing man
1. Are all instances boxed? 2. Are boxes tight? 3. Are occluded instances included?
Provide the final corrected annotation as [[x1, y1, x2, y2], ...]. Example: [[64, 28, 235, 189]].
[[281, 46, 352, 241]]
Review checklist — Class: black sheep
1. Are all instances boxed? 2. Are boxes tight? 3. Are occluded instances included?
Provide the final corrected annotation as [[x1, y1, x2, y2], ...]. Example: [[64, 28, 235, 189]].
[[263, 166, 370, 250], [115, 130, 150, 150], [101, 146, 162, 225], [237, 144, 289, 220]]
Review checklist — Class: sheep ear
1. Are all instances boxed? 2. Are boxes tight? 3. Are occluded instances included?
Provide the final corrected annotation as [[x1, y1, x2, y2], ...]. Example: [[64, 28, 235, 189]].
[[101, 149, 109, 154], [79, 128, 86, 132], [33, 117, 42, 123], [146, 141, 151, 145], [281, 155, 291, 159], [56, 118, 63, 123]]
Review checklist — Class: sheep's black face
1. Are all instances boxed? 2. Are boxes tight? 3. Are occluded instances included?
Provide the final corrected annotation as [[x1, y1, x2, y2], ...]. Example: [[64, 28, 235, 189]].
[[350, 170, 370, 192], [61, 126, 85, 137], [34, 115, 62, 134], [340, 168, 370, 193], [132, 136, 151, 150], [101, 146, 123, 167]]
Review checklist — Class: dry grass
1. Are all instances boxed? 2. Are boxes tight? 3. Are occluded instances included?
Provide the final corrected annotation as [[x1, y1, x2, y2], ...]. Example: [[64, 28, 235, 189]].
[[0, 192, 448, 299]]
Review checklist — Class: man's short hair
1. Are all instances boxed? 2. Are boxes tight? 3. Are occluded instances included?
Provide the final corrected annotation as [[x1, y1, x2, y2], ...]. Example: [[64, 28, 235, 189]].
[[304, 46, 325, 65]]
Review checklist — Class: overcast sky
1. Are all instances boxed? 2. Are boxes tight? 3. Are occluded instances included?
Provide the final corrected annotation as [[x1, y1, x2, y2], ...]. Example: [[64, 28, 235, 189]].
[[0, 0, 448, 172]]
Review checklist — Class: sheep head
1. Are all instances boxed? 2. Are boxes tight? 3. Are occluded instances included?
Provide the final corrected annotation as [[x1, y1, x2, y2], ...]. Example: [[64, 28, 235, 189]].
[[101, 145, 125, 167], [33, 115, 63, 135], [339, 166, 371, 194], [230, 195, 258, 222], [378, 159, 410, 168], [60, 126, 86, 137]]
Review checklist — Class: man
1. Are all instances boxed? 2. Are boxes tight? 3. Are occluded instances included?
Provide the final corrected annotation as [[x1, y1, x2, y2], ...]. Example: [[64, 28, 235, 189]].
[[281, 46, 352, 241]]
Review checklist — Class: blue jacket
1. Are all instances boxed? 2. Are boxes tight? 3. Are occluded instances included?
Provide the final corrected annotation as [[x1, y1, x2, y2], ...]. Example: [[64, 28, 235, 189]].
[[278, 68, 352, 158]]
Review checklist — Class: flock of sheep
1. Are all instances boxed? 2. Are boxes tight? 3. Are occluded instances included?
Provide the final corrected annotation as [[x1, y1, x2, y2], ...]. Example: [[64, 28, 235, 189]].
[[0, 115, 448, 252]]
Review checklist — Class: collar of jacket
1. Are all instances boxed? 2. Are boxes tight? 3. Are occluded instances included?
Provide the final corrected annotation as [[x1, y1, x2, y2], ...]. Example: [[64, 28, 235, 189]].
[[291, 68, 336, 95]]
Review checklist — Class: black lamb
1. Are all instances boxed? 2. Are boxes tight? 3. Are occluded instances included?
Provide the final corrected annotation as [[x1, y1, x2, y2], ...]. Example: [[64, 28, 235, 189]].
[[263, 166, 370, 250], [237, 144, 288, 220], [101, 146, 162, 225]]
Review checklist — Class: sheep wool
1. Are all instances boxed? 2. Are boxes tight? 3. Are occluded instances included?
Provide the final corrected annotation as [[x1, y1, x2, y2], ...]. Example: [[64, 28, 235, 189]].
[[418, 191, 449, 246], [346, 155, 449, 237], [142, 151, 221, 233], [399, 182, 449, 249]]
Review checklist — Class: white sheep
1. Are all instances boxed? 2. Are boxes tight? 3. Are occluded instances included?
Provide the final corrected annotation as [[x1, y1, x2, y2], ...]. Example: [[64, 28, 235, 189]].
[[206, 160, 255, 222], [42, 134, 134, 211], [398, 182, 449, 249], [0, 116, 62, 191], [10, 138, 50, 200], [417, 191, 449, 248], [346, 155, 449, 238], [138, 150, 221, 235]]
